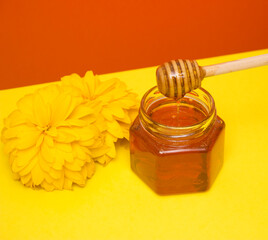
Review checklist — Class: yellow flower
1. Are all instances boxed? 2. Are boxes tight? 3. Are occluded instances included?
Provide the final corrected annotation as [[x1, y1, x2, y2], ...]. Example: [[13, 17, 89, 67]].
[[1, 84, 101, 191], [61, 71, 138, 164]]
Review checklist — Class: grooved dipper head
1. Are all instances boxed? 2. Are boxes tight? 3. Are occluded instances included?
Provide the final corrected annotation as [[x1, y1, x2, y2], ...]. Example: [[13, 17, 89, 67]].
[[156, 59, 205, 99]]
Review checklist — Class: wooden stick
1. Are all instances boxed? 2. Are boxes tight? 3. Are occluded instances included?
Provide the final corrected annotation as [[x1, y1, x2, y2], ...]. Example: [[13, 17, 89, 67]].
[[156, 54, 268, 99], [203, 54, 268, 77]]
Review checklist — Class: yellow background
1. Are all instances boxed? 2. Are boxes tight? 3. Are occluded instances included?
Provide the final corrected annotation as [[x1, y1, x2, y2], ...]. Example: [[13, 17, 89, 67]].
[[1, 50, 268, 240]]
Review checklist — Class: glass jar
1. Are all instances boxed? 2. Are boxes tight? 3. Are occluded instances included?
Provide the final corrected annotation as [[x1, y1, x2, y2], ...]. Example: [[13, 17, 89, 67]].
[[130, 86, 225, 195]]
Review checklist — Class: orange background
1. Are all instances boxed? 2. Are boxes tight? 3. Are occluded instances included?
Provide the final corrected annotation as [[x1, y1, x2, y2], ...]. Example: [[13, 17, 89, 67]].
[[0, 0, 267, 90]]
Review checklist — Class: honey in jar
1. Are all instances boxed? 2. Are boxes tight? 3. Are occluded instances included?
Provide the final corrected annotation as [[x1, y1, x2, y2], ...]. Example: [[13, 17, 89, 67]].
[[130, 87, 225, 195]]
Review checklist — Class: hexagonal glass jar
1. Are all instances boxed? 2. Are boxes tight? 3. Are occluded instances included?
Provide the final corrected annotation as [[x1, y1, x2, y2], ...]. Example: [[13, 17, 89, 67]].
[[130, 87, 225, 195]]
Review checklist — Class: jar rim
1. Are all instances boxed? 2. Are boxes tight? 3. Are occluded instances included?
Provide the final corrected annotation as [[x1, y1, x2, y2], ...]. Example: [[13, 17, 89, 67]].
[[139, 86, 216, 139]]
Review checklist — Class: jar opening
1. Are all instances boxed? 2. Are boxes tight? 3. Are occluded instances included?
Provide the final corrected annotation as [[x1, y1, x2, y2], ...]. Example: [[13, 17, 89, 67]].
[[139, 87, 216, 139]]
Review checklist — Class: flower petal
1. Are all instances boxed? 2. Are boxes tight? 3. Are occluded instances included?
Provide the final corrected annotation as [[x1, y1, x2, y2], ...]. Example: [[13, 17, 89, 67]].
[[17, 94, 37, 125], [3, 138, 17, 154], [72, 143, 88, 160], [16, 147, 39, 167], [101, 108, 113, 121], [68, 103, 94, 120], [65, 169, 86, 186], [94, 154, 112, 165], [62, 73, 90, 98], [16, 128, 42, 150], [90, 145, 110, 158], [65, 158, 84, 171], [95, 78, 117, 96], [106, 120, 124, 139], [44, 135, 54, 148], [84, 71, 98, 98], [63, 178, 73, 190], [21, 173, 31, 185], [41, 180, 55, 191], [56, 127, 77, 143], [18, 154, 38, 176], [33, 93, 51, 127], [4, 110, 28, 128], [41, 138, 55, 163], [31, 163, 44, 185], [86, 161, 95, 178], [37, 84, 60, 105], [53, 144, 73, 165], [50, 93, 73, 125], [52, 174, 65, 189], [106, 104, 125, 119]]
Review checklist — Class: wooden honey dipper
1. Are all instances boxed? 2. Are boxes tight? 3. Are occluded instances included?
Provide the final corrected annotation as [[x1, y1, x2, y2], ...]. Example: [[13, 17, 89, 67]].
[[156, 54, 268, 99]]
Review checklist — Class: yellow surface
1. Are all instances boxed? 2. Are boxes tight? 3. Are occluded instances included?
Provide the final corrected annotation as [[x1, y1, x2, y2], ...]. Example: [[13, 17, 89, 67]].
[[1, 49, 268, 240]]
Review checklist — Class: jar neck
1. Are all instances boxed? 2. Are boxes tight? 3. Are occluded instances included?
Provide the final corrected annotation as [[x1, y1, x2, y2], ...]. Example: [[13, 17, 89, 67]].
[[139, 87, 217, 141]]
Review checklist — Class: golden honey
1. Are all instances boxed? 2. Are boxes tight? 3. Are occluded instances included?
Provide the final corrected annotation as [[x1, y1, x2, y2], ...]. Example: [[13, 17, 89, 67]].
[[130, 87, 225, 195]]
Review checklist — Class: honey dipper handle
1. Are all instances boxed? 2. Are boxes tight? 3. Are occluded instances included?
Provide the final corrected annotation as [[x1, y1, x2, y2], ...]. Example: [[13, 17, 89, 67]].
[[202, 54, 268, 77]]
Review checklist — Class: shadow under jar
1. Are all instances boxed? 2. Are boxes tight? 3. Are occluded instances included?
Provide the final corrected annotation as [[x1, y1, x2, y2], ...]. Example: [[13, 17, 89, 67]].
[[130, 87, 225, 195]]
